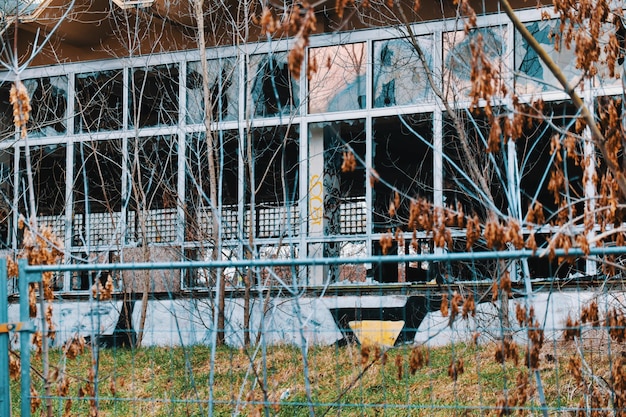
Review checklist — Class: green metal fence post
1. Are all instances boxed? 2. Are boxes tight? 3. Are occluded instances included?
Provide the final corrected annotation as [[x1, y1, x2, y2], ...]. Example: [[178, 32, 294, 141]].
[[0, 258, 10, 416], [18, 258, 41, 417]]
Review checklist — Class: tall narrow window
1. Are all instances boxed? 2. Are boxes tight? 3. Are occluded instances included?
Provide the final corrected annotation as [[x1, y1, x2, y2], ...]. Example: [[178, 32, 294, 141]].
[[518, 101, 584, 220], [0, 83, 15, 141], [246, 126, 299, 238], [373, 114, 433, 232], [308, 120, 365, 236], [19, 144, 66, 238], [186, 130, 239, 241], [443, 109, 508, 218], [128, 135, 178, 244], [73, 139, 123, 247]]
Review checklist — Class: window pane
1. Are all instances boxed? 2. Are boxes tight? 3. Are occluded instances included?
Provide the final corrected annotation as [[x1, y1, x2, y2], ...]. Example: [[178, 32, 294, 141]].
[[75, 70, 124, 132], [25, 76, 67, 137], [444, 27, 507, 99], [515, 20, 582, 94], [249, 52, 299, 117], [0, 83, 15, 141], [595, 23, 624, 89], [20, 144, 66, 217], [185, 130, 239, 241], [187, 58, 238, 123], [128, 135, 178, 243], [308, 119, 365, 237], [246, 126, 299, 238], [130, 64, 179, 128], [309, 43, 366, 113], [0, 149, 12, 249], [443, 109, 507, 218], [373, 114, 433, 232], [73, 139, 123, 247], [517, 101, 583, 219], [373, 36, 433, 107]]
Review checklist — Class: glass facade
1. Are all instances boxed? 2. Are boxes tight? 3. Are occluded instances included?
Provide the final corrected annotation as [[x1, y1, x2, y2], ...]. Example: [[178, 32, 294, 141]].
[[0, 8, 615, 291]]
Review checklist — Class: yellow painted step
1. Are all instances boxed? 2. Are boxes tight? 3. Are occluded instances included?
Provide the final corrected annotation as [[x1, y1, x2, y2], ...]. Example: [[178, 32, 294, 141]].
[[348, 320, 405, 347]]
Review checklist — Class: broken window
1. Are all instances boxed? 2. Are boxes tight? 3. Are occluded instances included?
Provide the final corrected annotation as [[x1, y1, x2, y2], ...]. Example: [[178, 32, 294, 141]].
[[443, 109, 508, 219], [308, 119, 365, 283], [308, 43, 366, 113], [517, 100, 586, 280], [308, 119, 365, 236], [373, 36, 433, 107], [130, 64, 179, 128], [24, 76, 67, 137], [0, 149, 13, 249], [515, 20, 582, 94], [372, 114, 433, 232], [256, 244, 298, 287], [128, 135, 178, 243], [75, 70, 124, 132], [517, 101, 584, 220], [185, 130, 239, 241], [444, 26, 507, 99], [0, 77, 66, 139], [0, 82, 15, 141], [246, 126, 299, 238], [187, 58, 239, 123], [595, 23, 625, 88], [249, 52, 299, 117], [18, 144, 66, 244], [442, 108, 506, 280], [72, 139, 123, 247]]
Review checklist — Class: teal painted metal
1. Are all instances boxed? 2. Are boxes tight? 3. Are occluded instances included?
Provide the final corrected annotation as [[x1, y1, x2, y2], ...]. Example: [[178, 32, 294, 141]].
[[20, 245, 626, 274], [18, 259, 41, 417], [0, 258, 10, 417]]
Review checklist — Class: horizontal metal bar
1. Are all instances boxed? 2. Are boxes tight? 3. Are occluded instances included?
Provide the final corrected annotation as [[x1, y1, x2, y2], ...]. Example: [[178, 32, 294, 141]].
[[21, 246, 626, 273], [0, 322, 34, 333]]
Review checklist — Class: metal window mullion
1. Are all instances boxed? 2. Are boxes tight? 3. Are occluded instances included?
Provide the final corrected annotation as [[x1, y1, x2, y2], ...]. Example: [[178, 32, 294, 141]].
[[505, 19, 521, 220], [298, 118, 307, 282], [366, 38, 372, 111], [432, 29, 444, 209], [584, 80, 597, 276], [121, 67, 130, 252], [177, 60, 187, 249], [299, 44, 309, 275], [238, 48, 247, 258], [365, 113, 372, 258], [365, 37, 374, 257], [433, 110, 443, 209], [64, 72, 76, 291], [177, 131, 186, 247], [64, 138, 74, 291]]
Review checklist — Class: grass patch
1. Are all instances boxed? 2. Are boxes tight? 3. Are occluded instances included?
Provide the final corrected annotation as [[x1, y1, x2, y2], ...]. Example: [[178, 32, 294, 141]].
[[8, 338, 607, 416]]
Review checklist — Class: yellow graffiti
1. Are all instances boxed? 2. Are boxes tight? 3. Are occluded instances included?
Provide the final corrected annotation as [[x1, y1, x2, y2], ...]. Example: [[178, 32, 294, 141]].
[[309, 174, 323, 226]]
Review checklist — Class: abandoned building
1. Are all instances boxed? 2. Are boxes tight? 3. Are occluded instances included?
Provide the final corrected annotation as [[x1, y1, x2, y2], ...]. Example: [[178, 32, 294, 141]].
[[0, 1, 617, 293]]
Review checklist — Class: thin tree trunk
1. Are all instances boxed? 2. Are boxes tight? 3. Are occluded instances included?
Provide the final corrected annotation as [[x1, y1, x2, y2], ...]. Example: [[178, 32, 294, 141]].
[[194, 0, 224, 344]]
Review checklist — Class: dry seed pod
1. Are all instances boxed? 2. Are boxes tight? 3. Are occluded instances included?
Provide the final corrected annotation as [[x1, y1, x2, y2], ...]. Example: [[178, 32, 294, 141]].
[[395, 354, 403, 380]]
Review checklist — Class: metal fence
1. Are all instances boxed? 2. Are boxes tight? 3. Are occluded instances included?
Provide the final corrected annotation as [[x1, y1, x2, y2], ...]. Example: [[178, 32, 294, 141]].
[[2, 247, 626, 416]]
